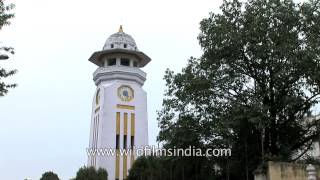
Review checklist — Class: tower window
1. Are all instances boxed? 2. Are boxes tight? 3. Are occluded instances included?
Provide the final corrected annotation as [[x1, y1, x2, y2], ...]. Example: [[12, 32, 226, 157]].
[[133, 61, 138, 67], [111, 44, 114, 48], [120, 58, 130, 66], [108, 58, 116, 66], [124, 44, 127, 48]]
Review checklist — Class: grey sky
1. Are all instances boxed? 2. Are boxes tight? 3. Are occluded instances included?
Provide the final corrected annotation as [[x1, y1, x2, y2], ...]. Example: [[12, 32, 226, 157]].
[[0, 0, 222, 179]]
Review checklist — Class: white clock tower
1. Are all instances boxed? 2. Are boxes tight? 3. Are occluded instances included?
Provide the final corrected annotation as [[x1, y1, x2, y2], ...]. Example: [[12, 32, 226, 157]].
[[87, 26, 150, 180]]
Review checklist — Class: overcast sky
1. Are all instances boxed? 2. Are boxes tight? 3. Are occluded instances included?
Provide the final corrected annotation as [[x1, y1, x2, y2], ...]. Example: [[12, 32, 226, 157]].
[[0, 0, 223, 179]]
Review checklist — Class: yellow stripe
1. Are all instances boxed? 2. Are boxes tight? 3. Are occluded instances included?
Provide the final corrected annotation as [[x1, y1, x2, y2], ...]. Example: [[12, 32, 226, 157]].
[[115, 113, 120, 179], [131, 113, 135, 136], [131, 153, 135, 167], [115, 149, 120, 179], [123, 154, 127, 179], [116, 112, 120, 135], [124, 113, 128, 135], [117, 104, 135, 110]]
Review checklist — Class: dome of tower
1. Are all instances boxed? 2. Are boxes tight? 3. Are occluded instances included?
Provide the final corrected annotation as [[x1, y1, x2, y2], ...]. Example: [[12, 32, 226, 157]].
[[89, 25, 151, 68], [103, 25, 138, 51]]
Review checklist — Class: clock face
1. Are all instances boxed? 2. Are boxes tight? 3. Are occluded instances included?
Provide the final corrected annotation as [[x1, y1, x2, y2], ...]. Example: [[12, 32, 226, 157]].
[[118, 85, 134, 102]]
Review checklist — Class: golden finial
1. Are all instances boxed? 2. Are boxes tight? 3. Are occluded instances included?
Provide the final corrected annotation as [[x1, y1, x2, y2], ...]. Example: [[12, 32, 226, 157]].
[[119, 25, 123, 32]]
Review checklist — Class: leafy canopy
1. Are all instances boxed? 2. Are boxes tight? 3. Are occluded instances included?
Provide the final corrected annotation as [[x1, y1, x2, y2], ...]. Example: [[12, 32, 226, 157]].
[[158, 0, 320, 179], [40, 171, 60, 180], [0, 0, 16, 96], [75, 166, 108, 180]]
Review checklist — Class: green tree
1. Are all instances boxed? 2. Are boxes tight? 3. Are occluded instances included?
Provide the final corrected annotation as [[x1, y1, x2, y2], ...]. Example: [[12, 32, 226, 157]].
[[128, 156, 168, 180], [75, 166, 108, 180], [158, 0, 320, 179], [129, 154, 216, 180], [40, 171, 60, 180], [0, 0, 16, 96]]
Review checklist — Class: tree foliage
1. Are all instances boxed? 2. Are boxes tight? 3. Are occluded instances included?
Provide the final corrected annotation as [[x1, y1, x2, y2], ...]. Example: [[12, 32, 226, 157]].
[[157, 0, 320, 179], [74, 166, 108, 180], [128, 155, 215, 180], [128, 156, 167, 180], [40, 171, 60, 180], [0, 0, 16, 96]]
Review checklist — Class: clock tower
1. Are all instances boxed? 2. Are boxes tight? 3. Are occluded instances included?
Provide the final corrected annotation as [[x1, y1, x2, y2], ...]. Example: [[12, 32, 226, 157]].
[[87, 26, 150, 180]]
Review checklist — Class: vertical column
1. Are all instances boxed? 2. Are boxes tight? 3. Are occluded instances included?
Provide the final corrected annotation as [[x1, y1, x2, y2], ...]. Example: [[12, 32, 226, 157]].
[[90, 117, 95, 166], [91, 117, 94, 166], [130, 113, 135, 167], [129, 59, 133, 67], [94, 116, 99, 166], [116, 57, 121, 66], [123, 113, 128, 180], [115, 112, 120, 180], [92, 116, 99, 167]]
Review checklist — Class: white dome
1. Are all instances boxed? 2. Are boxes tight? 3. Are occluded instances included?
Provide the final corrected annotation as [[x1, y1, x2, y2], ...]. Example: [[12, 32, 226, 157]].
[[103, 26, 138, 51], [89, 26, 151, 68]]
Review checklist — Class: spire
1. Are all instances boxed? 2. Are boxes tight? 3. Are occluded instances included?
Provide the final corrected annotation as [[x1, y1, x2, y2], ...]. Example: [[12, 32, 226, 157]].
[[119, 25, 123, 33]]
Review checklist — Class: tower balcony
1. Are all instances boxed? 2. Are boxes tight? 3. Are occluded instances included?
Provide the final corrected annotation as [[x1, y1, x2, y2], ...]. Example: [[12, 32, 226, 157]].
[[93, 66, 146, 86]]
